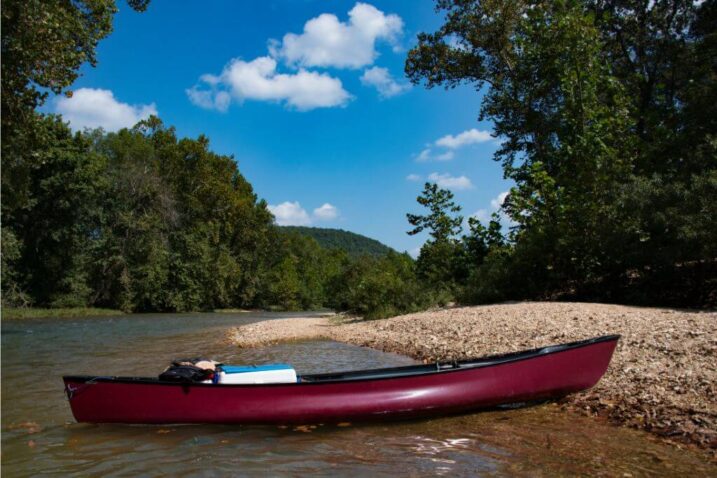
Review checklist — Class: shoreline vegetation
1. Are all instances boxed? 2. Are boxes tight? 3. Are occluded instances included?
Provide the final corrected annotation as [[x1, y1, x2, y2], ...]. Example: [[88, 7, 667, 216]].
[[2, 307, 124, 320], [4, 4, 715, 318], [228, 302, 717, 455]]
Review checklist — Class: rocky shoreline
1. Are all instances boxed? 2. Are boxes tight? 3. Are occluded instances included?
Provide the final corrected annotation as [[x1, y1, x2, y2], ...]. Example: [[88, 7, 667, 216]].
[[228, 302, 716, 454]]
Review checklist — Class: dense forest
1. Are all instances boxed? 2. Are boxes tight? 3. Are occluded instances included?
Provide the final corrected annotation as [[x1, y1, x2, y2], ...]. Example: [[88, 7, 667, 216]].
[[0, 0, 431, 318], [0, 113, 430, 316], [2, 0, 715, 318], [403, 0, 716, 307], [280, 227, 395, 258]]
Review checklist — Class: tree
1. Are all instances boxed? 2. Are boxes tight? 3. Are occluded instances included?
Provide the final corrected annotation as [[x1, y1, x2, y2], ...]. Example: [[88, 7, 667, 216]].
[[1, 0, 151, 308], [1, 0, 148, 132], [407, 182, 464, 293], [460, 214, 505, 272], [406, 0, 716, 306], [3, 115, 107, 307], [407, 182, 463, 242], [1, 227, 28, 307], [330, 252, 430, 319], [87, 124, 176, 311]]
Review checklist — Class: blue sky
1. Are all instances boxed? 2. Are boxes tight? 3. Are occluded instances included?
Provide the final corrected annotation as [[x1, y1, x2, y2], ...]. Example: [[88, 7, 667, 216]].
[[51, 0, 510, 255]]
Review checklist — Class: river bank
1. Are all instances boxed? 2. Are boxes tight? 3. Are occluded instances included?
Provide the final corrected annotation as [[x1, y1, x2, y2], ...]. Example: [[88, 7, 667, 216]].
[[2, 307, 125, 320], [228, 302, 717, 454]]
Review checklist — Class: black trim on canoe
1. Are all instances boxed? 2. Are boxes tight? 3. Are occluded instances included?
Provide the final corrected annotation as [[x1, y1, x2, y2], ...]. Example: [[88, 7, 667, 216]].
[[63, 334, 620, 387]]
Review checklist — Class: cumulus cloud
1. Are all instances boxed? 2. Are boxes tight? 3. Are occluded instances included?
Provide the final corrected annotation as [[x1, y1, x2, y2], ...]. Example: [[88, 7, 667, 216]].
[[313, 203, 339, 221], [55, 88, 157, 132], [186, 85, 231, 112], [472, 209, 491, 223], [471, 191, 511, 225], [269, 201, 340, 225], [491, 191, 509, 210], [435, 128, 493, 149], [406, 173, 421, 181], [435, 151, 455, 161], [360, 66, 410, 98], [187, 4, 406, 111], [268, 201, 312, 226], [416, 148, 432, 162], [414, 128, 493, 162], [271, 3, 403, 69], [428, 172, 473, 191], [416, 148, 453, 162], [187, 56, 352, 111]]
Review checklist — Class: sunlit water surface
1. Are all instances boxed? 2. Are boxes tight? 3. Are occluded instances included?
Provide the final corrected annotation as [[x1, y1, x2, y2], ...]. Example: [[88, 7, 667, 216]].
[[2, 312, 714, 477]]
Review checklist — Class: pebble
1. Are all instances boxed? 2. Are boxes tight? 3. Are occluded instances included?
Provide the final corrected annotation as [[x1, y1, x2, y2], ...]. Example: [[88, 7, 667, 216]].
[[228, 302, 717, 453]]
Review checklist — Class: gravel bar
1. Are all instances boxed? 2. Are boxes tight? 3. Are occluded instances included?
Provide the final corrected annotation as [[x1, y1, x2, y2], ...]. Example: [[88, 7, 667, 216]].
[[228, 302, 716, 453]]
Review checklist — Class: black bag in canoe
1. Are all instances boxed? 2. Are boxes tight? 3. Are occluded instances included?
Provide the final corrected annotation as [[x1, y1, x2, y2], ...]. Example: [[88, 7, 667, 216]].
[[159, 364, 213, 383]]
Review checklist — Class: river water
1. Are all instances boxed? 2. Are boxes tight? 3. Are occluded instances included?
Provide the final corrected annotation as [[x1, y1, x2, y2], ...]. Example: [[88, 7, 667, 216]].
[[2, 312, 714, 477]]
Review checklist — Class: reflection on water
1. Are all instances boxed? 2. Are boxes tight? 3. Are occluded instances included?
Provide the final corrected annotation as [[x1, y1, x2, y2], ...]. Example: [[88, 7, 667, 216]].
[[2, 312, 715, 477]]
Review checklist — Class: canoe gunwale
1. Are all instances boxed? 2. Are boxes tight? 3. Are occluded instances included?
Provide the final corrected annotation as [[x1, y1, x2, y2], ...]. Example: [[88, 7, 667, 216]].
[[63, 334, 620, 387]]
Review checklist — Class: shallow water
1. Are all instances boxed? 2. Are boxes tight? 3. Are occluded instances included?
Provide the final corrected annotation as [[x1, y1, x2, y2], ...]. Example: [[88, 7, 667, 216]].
[[2, 312, 714, 477]]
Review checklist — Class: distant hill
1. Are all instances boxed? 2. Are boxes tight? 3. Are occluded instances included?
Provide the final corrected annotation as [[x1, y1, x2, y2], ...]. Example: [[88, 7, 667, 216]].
[[280, 226, 396, 258]]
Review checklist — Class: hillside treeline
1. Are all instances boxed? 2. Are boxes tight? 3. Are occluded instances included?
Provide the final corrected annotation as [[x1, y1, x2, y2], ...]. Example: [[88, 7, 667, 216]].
[[1, 114, 431, 316], [280, 226, 396, 258], [1, 0, 434, 318], [2, 0, 715, 318], [404, 0, 716, 307]]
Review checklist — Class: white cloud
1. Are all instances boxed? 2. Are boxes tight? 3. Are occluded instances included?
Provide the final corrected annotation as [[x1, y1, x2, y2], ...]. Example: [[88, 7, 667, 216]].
[[186, 86, 231, 112], [416, 148, 432, 162], [415, 148, 453, 162], [313, 203, 339, 221], [408, 246, 422, 258], [435, 151, 455, 161], [188, 56, 352, 111], [406, 173, 421, 181], [490, 191, 509, 210], [435, 128, 493, 149], [428, 172, 473, 191], [470, 190, 511, 225], [268, 201, 311, 226], [269, 201, 340, 225], [360, 66, 410, 98], [413, 128, 495, 161], [472, 209, 491, 223], [55, 88, 157, 132], [272, 3, 403, 69]]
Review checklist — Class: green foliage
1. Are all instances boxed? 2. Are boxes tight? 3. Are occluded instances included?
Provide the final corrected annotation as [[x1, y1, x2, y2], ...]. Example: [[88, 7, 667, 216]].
[[259, 231, 339, 310], [1, 115, 431, 317], [0, 0, 437, 320], [329, 252, 433, 320], [455, 214, 507, 291], [407, 183, 463, 242], [406, 182, 465, 295], [280, 226, 395, 258], [1, 227, 29, 307], [1, 0, 147, 133], [406, 0, 717, 307], [2, 114, 105, 307], [0, 116, 439, 320], [265, 257, 302, 311], [3, 307, 123, 320], [2, 116, 271, 312]]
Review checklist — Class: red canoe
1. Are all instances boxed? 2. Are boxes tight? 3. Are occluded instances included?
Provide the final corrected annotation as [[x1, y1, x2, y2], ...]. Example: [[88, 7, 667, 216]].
[[63, 335, 619, 424]]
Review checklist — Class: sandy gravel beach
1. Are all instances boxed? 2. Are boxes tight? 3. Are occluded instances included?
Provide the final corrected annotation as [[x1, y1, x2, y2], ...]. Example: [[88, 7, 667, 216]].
[[229, 302, 716, 452]]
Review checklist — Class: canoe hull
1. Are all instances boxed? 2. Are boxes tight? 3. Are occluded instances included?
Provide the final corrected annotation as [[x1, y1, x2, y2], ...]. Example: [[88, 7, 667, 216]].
[[64, 336, 618, 424]]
